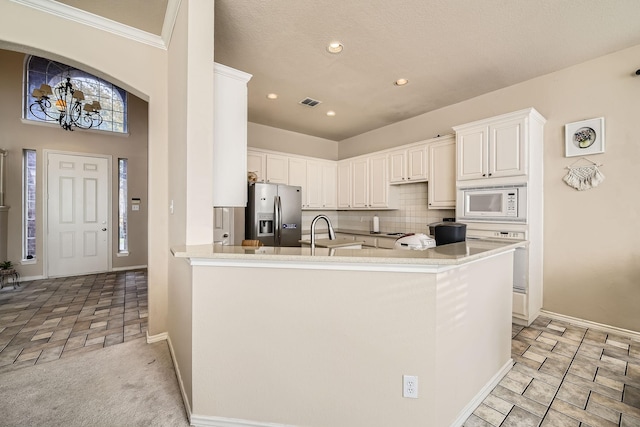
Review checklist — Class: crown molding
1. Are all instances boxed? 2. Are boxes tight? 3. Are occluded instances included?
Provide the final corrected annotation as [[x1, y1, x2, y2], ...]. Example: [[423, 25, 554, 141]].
[[161, 0, 181, 47], [10, 0, 170, 50]]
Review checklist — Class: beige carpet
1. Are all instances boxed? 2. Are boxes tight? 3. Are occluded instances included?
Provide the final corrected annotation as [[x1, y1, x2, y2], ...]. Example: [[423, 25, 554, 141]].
[[0, 337, 190, 427]]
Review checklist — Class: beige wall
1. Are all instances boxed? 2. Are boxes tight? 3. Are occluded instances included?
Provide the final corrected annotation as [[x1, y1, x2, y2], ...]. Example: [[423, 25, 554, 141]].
[[0, 49, 148, 276], [190, 252, 513, 426], [0, 0, 170, 335], [165, 0, 220, 411], [248, 122, 339, 160], [340, 44, 640, 332]]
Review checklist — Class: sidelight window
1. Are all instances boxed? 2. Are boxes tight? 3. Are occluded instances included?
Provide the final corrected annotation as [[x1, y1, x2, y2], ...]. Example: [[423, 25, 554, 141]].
[[118, 158, 128, 254], [23, 149, 36, 260]]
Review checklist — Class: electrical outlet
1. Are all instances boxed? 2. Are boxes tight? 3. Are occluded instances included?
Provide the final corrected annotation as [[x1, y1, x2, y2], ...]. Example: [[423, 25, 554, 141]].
[[403, 375, 418, 398]]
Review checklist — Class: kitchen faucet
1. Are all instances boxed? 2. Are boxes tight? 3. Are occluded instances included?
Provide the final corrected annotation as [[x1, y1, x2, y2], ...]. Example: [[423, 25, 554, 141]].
[[310, 214, 335, 250]]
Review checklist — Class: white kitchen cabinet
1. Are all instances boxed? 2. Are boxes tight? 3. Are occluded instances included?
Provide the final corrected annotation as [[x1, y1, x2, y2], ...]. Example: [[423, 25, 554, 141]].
[[288, 157, 307, 188], [388, 150, 406, 183], [265, 153, 289, 184], [388, 144, 427, 184], [247, 150, 289, 184], [247, 151, 265, 182], [428, 136, 456, 209], [351, 157, 369, 208], [368, 154, 388, 208], [455, 113, 529, 181], [339, 154, 393, 210], [305, 160, 336, 209], [321, 162, 337, 209], [337, 161, 351, 208], [304, 160, 321, 208], [212, 63, 252, 206], [454, 108, 546, 326], [289, 157, 307, 207], [407, 145, 428, 181]]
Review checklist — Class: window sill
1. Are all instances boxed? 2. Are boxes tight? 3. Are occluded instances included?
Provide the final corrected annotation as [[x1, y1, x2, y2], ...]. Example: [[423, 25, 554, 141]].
[[21, 258, 37, 265], [20, 118, 130, 137]]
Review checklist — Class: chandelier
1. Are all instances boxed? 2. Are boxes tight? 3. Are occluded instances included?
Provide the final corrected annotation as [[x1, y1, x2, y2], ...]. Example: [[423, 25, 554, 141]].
[[29, 77, 103, 131]]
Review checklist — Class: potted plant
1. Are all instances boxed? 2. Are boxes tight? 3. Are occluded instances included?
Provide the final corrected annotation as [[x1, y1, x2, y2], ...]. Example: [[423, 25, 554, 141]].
[[0, 261, 12, 270]]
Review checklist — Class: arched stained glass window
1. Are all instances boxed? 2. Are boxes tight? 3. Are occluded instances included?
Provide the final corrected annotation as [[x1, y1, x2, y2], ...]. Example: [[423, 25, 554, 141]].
[[24, 55, 128, 133]]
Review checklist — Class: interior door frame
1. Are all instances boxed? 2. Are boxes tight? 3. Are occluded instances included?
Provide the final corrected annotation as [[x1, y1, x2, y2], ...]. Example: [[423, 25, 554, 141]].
[[43, 149, 113, 278]]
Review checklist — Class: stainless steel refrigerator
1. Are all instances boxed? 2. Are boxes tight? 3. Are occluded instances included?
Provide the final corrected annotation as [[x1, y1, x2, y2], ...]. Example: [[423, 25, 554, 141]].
[[246, 183, 302, 247]]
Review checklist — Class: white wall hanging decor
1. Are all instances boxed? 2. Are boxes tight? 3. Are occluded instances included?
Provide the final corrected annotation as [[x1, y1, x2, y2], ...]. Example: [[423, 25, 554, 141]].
[[565, 117, 605, 157], [563, 157, 605, 191]]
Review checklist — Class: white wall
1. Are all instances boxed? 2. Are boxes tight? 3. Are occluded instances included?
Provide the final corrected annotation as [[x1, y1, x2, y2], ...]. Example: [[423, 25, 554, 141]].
[[340, 44, 640, 332]]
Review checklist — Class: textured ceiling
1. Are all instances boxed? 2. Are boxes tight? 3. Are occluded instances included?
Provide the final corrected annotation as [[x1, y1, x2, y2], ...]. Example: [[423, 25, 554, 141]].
[[51, 0, 640, 141]]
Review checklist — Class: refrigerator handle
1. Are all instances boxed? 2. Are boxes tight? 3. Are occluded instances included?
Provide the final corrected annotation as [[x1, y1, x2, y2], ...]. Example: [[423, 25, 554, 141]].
[[274, 195, 281, 246]]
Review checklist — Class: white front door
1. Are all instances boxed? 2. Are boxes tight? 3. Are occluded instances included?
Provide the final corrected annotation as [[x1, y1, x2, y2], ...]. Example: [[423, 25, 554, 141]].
[[47, 152, 110, 277]]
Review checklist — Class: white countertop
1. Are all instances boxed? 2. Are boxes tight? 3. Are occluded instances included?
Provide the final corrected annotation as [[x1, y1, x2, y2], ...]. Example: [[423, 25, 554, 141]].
[[172, 239, 526, 266]]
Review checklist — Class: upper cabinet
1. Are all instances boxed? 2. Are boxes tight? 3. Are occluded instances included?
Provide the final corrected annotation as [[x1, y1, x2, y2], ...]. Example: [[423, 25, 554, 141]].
[[265, 153, 289, 184], [337, 161, 352, 209], [247, 151, 265, 182], [305, 160, 337, 209], [246, 151, 289, 184], [341, 154, 394, 210], [212, 63, 252, 207], [454, 109, 544, 182], [247, 149, 337, 210], [427, 136, 456, 209], [389, 144, 428, 184]]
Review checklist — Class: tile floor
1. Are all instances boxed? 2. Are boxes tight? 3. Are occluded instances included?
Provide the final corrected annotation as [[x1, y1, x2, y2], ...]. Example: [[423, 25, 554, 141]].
[[464, 316, 640, 427], [0, 269, 147, 373], [2, 271, 640, 426]]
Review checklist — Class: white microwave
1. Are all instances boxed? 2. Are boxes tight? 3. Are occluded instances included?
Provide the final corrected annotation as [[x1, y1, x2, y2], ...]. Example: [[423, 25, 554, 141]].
[[457, 184, 527, 223]]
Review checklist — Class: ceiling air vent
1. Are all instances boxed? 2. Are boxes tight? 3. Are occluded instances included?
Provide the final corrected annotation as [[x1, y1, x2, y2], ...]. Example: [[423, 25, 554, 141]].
[[299, 97, 322, 107]]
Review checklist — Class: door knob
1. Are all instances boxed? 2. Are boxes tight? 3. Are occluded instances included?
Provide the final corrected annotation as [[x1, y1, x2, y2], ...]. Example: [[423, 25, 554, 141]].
[[102, 228, 107, 231]]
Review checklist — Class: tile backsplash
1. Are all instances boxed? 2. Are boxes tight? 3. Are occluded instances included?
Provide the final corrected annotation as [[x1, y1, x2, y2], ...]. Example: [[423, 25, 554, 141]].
[[302, 182, 455, 234]]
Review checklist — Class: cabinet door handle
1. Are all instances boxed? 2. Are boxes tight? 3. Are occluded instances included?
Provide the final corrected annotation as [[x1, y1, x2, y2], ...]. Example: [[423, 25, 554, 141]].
[[488, 173, 492, 176]]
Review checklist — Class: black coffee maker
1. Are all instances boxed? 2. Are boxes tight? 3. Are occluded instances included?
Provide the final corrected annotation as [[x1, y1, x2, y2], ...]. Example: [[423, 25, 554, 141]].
[[429, 221, 467, 246]]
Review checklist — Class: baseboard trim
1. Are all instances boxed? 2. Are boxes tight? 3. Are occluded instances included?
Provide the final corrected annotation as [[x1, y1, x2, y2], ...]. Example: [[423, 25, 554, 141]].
[[146, 331, 168, 343], [14, 274, 45, 282], [111, 265, 148, 272], [540, 310, 640, 339], [190, 415, 296, 427], [450, 358, 514, 427], [165, 335, 193, 424]]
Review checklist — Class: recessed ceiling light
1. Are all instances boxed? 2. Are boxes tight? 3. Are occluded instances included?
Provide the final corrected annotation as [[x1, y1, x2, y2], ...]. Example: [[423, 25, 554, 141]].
[[266, 93, 278, 100], [327, 41, 343, 54], [394, 78, 409, 86], [326, 110, 336, 117]]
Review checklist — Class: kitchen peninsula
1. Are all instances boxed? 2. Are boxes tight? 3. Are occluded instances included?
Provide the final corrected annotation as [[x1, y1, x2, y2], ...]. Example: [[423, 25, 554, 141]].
[[171, 240, 521, 427]]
